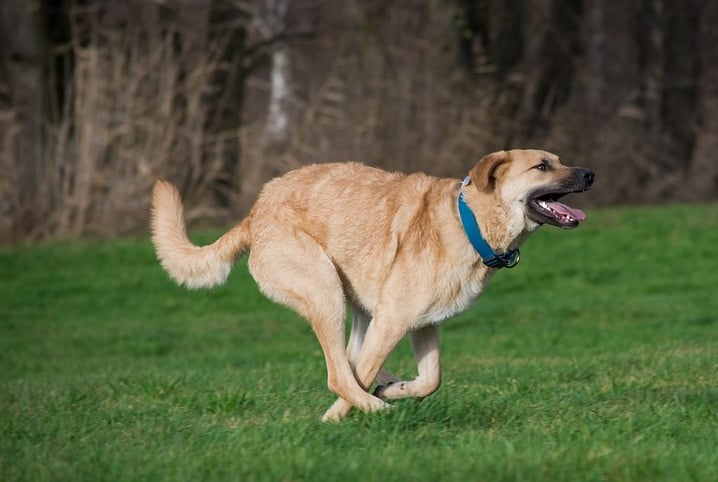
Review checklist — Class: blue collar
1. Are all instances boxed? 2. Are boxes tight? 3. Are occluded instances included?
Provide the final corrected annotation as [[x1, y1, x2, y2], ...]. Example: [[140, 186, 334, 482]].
[[457, 176, 520, 269]]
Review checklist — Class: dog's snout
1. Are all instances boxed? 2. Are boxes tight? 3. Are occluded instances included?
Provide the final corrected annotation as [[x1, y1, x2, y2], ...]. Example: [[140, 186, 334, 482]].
[[578, 168, 595, 186]]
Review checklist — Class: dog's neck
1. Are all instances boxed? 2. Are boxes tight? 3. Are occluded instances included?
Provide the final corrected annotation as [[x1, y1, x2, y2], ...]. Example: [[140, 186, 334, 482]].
[[455, 178, 535, 264]]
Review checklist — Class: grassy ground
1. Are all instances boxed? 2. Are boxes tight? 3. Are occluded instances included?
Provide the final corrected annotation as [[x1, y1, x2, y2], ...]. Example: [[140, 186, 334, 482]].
[[1, 204, 717, 481]]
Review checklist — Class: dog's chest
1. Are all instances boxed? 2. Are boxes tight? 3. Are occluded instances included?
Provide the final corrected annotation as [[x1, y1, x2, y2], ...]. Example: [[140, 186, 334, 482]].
[[414, 266, 493, 328]]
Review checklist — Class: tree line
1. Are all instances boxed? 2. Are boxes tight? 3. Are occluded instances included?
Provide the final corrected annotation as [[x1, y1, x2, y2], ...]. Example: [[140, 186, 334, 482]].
[[1, 0, 715, 242]]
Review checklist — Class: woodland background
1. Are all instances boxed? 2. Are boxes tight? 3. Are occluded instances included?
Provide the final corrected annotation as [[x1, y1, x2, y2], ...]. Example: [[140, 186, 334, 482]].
[[1, 0, 716, 242]]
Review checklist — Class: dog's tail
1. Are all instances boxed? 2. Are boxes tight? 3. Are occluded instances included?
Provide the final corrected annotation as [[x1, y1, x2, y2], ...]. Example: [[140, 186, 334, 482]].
[[150, 180, 251, 289]]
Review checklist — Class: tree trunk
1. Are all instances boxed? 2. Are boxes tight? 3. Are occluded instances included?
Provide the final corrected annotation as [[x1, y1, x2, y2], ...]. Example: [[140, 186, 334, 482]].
[[0, 0, 47, 240], [205, 0, 248, 209], [239, 0, 293, 211], [267, 45, 292, 151], [690, 1, 718, 198]]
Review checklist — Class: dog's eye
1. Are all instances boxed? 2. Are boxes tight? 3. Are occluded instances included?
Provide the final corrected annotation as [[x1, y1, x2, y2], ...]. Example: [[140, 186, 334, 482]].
[[534, 161, 548, 171]]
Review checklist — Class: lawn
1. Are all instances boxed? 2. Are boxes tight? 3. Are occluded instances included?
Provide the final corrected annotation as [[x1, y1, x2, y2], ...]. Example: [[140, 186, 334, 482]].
[[1, 204, 717, 481]]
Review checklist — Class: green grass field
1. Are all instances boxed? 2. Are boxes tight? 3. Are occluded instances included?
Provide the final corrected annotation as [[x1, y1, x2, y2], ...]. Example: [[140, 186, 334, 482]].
[[2, 204, 717, 481]]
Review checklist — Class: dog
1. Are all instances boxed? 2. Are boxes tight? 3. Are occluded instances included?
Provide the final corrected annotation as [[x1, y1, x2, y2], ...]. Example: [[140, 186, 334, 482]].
[[151, 149, 594, 421]]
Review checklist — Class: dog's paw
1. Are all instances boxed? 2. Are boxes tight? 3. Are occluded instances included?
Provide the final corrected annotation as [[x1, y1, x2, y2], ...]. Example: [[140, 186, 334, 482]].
[[320, 409, 344, 423], [374, 381, 407, 400]]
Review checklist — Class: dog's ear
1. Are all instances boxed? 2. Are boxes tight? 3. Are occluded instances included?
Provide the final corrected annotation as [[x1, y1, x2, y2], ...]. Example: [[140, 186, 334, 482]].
[[469, 151, 510, 192]]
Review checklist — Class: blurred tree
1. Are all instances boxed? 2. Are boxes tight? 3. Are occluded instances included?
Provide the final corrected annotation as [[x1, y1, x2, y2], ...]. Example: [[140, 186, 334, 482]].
[[0, 0, 48, 237], [0, 0, 715, 241], [691, 0, 718, 197]]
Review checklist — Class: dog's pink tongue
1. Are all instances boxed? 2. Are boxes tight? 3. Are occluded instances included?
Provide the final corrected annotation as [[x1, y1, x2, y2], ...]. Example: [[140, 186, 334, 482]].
[[547, 201, 586, 221]]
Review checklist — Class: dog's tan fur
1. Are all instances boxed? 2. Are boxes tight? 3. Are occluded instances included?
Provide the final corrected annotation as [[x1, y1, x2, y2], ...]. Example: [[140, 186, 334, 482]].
[[151, 149, 592, 421]]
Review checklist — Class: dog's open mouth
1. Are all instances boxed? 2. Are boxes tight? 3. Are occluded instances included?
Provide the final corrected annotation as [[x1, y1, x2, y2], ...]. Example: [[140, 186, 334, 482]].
[[528, 192, 586, 229]]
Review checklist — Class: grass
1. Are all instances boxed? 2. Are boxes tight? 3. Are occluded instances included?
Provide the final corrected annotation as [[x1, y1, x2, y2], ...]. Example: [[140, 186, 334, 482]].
[[1, 204, 717, 481]]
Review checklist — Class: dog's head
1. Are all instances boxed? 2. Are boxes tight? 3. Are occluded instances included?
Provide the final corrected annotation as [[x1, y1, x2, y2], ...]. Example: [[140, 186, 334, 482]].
[[469, 149, 594, 230]]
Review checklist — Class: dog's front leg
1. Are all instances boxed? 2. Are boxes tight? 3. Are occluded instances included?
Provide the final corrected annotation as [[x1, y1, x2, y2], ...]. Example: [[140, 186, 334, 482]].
[[347, 305, 401, 386], [374, 325, 441, 400]]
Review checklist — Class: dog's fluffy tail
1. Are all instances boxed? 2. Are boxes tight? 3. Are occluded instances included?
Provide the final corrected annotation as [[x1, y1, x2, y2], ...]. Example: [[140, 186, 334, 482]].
[[150, 180, 251, 289]]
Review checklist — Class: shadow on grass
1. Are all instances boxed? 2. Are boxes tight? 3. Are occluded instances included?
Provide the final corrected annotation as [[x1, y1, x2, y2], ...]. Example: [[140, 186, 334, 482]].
[[341, 395, 516, 435]]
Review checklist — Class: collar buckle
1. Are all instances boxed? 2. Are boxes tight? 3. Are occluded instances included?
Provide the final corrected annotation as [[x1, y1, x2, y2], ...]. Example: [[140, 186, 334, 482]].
[[483, 249, 520, 269]]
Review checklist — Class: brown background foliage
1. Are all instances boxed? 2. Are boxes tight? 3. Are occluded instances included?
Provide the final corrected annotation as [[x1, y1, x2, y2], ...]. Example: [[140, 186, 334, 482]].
[[1, 0, 716, 242]]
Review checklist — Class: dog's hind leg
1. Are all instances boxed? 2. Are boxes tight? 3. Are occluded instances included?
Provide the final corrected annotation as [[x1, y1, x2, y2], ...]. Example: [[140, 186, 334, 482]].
[[347, 304, 400, 386], [248, 232, 387, 418], [373, 325, 441, 400]]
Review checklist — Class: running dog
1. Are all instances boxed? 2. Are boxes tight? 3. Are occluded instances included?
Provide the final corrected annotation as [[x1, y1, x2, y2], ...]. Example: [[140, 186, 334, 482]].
[[151, 149, 594, 421]]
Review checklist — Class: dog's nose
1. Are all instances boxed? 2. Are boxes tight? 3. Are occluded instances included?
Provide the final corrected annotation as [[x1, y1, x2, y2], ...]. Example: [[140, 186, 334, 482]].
[[579, 168, 595, 186]]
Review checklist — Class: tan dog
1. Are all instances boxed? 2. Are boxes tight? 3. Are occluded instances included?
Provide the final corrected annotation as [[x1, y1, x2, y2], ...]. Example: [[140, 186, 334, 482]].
[[151, 149, 594, 421]]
